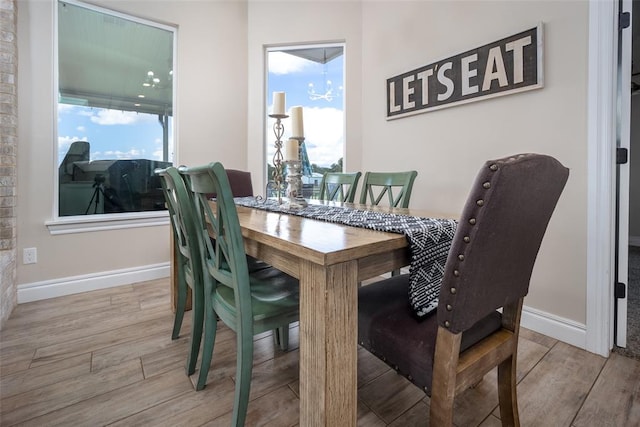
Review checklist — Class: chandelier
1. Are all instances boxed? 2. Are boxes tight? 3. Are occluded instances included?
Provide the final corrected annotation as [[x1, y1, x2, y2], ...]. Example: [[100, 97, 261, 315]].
[[308, 79, 341, 102], [307, 49, 342, 102]]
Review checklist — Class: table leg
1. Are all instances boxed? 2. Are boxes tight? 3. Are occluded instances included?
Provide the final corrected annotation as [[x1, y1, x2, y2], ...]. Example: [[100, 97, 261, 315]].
[[299, 259, 358, 426]]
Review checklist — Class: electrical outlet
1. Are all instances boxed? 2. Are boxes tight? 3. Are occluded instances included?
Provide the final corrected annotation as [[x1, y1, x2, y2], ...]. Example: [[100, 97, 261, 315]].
[[23, 248, 37, 264]]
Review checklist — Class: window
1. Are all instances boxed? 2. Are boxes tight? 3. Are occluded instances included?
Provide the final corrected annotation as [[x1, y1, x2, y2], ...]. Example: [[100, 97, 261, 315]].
[[57, 1, 175, 217], [266, 44, 345, 199]]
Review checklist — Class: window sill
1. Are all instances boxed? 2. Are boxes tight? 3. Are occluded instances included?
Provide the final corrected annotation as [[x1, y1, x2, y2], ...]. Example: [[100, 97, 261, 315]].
[[45, 211, 169, 235]]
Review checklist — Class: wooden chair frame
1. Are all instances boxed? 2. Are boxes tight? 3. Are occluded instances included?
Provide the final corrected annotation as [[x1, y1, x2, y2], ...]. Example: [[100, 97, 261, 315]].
[[430, 299, 522, 425]]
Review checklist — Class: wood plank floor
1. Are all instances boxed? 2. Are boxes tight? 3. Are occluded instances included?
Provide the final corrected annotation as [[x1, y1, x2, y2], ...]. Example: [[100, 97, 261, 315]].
[[1, 278, 639, 426]]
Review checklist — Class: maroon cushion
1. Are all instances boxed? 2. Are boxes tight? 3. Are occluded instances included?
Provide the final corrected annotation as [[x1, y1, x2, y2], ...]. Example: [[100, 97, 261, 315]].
[[206, 169, 253, 199], [226, 169, 253, 197]]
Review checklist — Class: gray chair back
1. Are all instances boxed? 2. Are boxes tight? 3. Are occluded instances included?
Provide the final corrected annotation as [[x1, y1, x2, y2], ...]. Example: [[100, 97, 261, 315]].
[[437, 153, 569, 333]]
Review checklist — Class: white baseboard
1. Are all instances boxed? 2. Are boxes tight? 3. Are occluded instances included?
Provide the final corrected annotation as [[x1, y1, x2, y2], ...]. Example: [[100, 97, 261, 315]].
[[521, 304, 587, 350], [629, 235, 640, 247], [17, 263, 170, 303], [16, 266, 591, 352]]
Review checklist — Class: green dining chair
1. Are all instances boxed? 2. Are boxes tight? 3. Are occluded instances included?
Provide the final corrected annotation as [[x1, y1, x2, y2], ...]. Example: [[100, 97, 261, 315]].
[[359, 170, 418, 208], [359, 170, 418, 276], [156, 166, 204, 377], [179, 162, 300, 426], [158, 166, 276, 378], [160, 169, 272, 334], [318, 171, 362, 202]]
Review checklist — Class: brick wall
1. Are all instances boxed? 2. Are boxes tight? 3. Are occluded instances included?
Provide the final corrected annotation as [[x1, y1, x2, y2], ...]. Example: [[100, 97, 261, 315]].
[[0, 0, 17, 329]]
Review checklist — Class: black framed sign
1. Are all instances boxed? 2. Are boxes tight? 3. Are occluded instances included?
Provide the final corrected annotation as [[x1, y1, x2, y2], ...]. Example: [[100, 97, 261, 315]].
[[386, 24, 543, 120]]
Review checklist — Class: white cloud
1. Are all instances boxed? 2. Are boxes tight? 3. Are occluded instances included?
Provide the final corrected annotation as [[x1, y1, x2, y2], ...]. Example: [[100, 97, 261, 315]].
[[58, 104, 75, 113], [269, 51, 312, 75], [94, 148, 145, 160], [152, 149, 164, 161], [90, 109, 156, 126], [58, 135, 88, 163], [267, 106, 344, 168], [152, 138, 165, 161], [76, 125, 86, 132], [303, 106, 344, 167]]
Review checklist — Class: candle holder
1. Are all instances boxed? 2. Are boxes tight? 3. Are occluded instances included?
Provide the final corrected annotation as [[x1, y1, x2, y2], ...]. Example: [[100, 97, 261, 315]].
[[269, 113, 288, 204], [291, 136, 311, 176], [284, 159, 308, 209]]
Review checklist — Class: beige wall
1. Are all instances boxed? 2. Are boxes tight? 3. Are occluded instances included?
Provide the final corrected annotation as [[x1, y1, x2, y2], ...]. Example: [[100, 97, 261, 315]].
[[362, 1, 589, 323], [247, 1, 363, 193], [247, 1, 589, 324], [16, 0, 248, 287], [17, 0, 592, 331]]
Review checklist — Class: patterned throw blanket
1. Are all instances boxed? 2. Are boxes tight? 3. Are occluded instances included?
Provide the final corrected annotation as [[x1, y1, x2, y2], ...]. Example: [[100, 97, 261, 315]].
[[234, 197, 457, 318]]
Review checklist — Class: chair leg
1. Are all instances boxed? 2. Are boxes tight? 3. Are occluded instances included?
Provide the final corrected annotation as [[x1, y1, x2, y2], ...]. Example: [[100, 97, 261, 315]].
[[497, 354, 520, 426], [232, 326, 254, 427], [186, 285, 204, 376], [195, 296, 217, 389], [272, 326, 289, 351], [277, 326, 289, 351], [497, 299, 522, 426], [171, 265, 187, 340], [429, 327, 461, 426]]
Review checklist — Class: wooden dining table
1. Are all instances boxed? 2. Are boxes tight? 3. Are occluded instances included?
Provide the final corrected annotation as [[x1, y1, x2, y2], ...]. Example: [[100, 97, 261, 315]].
[[171, 199, 456, 426]]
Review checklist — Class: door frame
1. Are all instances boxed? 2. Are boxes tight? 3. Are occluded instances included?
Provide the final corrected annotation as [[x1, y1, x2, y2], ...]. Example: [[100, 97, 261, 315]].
[[615, 0, 632, 347], [586, 0, 631, 357]]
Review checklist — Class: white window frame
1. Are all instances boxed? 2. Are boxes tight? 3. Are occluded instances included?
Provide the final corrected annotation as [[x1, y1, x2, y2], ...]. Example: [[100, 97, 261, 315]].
[[264, 42, 346, 193], [47, 0, 177, 235]]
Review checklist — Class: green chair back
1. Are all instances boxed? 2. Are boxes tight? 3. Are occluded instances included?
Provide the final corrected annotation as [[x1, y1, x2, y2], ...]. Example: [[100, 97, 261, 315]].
[[155, 166, 204, 376], [359, 170, 418, 208], [318, 171, 362, 202], [180, 162, 299, 426]]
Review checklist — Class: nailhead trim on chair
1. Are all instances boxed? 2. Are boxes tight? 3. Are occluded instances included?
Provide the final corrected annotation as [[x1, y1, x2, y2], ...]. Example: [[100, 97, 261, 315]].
[[441, 159, 501, 329], [439, 153, 540, 330]]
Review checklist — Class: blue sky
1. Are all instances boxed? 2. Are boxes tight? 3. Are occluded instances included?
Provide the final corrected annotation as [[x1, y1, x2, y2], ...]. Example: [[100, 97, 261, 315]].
[[58, 49, 344, 170], [58, 104, 169, 166]]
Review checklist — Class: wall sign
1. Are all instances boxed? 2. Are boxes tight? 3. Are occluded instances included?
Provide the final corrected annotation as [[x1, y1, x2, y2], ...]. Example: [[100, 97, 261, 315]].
[[386, 24, 543, 120]]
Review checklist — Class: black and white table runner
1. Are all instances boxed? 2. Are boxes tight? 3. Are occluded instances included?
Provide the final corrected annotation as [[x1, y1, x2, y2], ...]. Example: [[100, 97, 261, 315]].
[[234, 197, 457, 318]]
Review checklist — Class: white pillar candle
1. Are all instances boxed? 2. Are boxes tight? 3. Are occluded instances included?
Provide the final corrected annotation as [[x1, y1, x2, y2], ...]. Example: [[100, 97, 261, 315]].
[[273, 91, 286, 115], [285, 138, 299, 161], [291, 106, 304, 138]]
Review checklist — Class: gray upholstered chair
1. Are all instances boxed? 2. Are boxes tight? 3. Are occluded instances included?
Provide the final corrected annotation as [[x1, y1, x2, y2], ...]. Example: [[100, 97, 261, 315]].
[[358, 154, 569, 425]]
